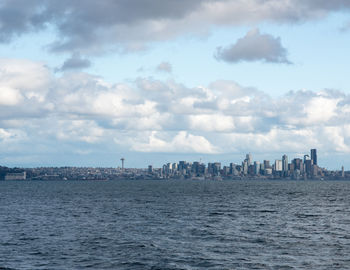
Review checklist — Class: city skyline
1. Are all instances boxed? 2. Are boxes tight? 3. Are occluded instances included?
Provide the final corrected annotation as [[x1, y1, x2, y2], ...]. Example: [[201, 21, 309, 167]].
[[2, 148, 348, 181], [1, 1, 350, 169]]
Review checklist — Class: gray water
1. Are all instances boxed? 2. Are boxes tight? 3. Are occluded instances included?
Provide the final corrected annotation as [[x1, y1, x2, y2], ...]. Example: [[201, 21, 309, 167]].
[[0, 180, 350, 269]]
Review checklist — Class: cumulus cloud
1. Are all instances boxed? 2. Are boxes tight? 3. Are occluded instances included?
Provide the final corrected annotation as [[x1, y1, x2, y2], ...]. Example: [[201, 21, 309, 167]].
[[0, 1, 350, 53], [215, 29, 291, 64], [57, 53, 91, 72], [2, 58, 350, 166], [131, 131, 219, 154], [156, 61, 172, 73]]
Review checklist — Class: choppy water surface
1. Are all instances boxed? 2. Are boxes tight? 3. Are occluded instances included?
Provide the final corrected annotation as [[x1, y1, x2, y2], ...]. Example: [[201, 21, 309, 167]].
[[0, 180, 350, 269]]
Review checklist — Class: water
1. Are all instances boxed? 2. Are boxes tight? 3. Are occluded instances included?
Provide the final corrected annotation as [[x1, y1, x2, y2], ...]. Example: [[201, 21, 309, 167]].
[[0, 180, 350, 269]]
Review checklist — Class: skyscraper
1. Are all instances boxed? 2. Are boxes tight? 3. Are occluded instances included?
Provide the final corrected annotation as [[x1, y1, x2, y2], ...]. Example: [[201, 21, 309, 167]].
[[311, 149, 317, 165], [246, 153, 252, 166], [274, 160, 282, 171], [282, 155, 288, 172]]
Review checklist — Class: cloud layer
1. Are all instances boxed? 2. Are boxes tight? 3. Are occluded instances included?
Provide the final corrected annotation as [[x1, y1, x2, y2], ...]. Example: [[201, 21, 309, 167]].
[[1, 58, 350, 167], [1, 0, 350, 53]]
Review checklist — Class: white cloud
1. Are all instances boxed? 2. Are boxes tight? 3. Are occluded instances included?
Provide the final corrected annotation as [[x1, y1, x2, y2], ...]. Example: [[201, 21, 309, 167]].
[[189, 114, 235, 132], [304, 96, 339, 123], [131, 131, 219, 154], [56, 120, 105, 143], [0, 87, 23, 106], [1, 58, 350, 165], [0, 59, 50, 98]]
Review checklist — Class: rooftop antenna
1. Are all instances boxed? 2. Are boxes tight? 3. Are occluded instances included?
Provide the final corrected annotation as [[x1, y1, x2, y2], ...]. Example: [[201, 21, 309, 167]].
[[120, 158, 125, 170]]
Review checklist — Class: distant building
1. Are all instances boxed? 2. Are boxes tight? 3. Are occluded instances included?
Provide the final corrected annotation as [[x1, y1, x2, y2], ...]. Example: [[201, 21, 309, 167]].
[[311, 149, 317, 165], [178, 161, 187, 171], [265, 168, 272, 175], [282, 155, 288, 172], [254, 161, 260, 175], [242, 160, 248, 175], [5, 172, 26, 180], [263, 160, 271, 169], [292, 158, 303, 172], [172, 163, 178, 171], [274, 160, 282, 172], [246, 153, 252, 166], [213, 162, 221, 176], [304, 160, 312, 176]]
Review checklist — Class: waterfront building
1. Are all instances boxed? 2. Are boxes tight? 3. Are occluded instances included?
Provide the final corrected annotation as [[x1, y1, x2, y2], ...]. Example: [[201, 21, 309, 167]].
[[265, 168, 273, 175], [178, 161, 186, 171], [304, 159, 312, 176], [242, 160, 248, 175], [263, 160, 271, 169], [311, 149, 317, 165], [5, 172, 26, 180], [293, 158, 303, 172], [274, 160, 282, 172], [282, 155, 288, 172], [254, 161, 260, 175], [172, 163, 178, 171], [213, 162, 221, 176], [246, 153, 252, 166]]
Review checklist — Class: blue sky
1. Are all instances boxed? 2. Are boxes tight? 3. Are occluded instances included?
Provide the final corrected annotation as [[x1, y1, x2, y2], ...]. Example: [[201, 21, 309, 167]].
[[1, 0, 350, 169]]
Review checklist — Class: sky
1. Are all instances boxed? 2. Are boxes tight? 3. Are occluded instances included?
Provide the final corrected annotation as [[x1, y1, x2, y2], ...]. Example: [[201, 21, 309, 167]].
[[1, 0, 350, 169]]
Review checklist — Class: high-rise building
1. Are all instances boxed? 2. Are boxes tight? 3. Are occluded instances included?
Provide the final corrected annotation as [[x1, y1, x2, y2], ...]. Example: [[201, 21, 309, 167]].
[[213, 162, 221, 175], [282, 155, 288, 172], [242, 160, 248, 175], [293, 158, 303, 172], [254, 161, 260, 175], [311, 149, 317, 165], [274, 160, 282, 171], [246, 153, 252, 166], [305, 160, 312, 176], [264, 160, 271, 168], [192, 161, 200, 174]]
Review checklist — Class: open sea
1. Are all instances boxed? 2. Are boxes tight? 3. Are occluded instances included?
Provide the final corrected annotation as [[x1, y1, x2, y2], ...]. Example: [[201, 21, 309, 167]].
[[0, 180, 350, 270]]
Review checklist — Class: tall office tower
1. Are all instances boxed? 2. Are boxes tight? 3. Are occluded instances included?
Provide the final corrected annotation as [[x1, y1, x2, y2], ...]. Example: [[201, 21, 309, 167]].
[[254, 161, 260, 175], [208, 163, 214, 175], [172, 163, 178, 171], [213, 162, 221, 175], [275, 160, 282, 171], [243, 160, 248, 175], [178, 161, 186, 171], [305, 159, 312, 175], [246, 153, 252, 166], [293, 158, 303, 171], [311, 149, 317, 165], [192, 162, 200, 174], [264, 160, 270, 168], [282, 155, 288, 172]]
